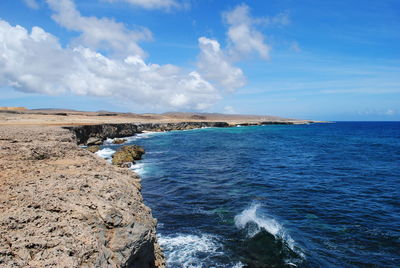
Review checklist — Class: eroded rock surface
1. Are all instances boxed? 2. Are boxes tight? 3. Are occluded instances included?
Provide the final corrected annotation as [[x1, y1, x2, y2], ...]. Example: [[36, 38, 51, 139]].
[[112, 146, 145, 167], [0, 126, 164, 267], [67, 122, 230, 145]]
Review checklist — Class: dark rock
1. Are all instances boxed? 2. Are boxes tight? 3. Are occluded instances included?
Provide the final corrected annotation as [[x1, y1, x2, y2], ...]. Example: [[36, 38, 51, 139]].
[[64, 122, 230, 145]]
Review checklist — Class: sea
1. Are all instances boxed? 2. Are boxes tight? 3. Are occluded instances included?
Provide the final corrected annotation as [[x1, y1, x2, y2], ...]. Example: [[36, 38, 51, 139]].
[[97, 122, 400, 267]]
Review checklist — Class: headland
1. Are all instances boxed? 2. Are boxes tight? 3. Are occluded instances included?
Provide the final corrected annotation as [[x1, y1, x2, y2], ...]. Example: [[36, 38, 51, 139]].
[[0, 108, 319, 267]]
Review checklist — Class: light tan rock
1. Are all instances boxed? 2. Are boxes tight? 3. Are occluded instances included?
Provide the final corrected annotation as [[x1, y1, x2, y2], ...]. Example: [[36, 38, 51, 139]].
[[0, 126, 164, 267]]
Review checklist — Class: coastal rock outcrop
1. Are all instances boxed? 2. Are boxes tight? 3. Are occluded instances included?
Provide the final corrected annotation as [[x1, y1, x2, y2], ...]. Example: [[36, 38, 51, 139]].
[[113, 138, 127, 144], [0, 126, 164, 267], [112, 145, 145, 167], [66, 122, 230, 145], [86, 145, 100, 153]]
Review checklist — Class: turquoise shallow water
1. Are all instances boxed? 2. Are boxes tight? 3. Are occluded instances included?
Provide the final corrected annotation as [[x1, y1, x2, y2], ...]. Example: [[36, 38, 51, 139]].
[[101, 122, 400, 267]]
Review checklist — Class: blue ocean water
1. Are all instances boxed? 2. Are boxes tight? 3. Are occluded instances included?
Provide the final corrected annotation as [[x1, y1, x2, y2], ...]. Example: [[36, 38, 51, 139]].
[[101, 122, 400, 267]]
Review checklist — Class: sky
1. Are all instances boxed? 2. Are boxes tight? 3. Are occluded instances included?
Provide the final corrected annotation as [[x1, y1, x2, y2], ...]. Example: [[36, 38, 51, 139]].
[[0, 0, 399, 121]]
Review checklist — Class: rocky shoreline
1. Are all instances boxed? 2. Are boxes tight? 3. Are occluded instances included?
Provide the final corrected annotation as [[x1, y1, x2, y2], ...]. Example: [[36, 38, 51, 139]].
[[0, 120, 315, 267], [66, 121, 312, 146], [0, 126, 164, 267]]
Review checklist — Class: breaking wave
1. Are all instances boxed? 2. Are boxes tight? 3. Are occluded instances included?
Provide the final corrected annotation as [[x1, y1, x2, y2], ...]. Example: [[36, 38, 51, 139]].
[[129, 162, 146, 176], [234, 203, 305, 266], [95, 148, 115, 161], [158, 233, 243, 268]]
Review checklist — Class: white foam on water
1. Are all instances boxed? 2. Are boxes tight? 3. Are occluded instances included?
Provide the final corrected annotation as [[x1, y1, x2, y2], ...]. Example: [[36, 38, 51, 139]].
[[129, 162, 146, 176], [234, 203, 302, 257], [159, 233, 238, 268], [95, 148, 116, 161], [234, 204, 282, 237], [126, 131, 164, 142], [103, 138, 116, 145], [103, 131, 162, 145], [232, 261, 245, 268]]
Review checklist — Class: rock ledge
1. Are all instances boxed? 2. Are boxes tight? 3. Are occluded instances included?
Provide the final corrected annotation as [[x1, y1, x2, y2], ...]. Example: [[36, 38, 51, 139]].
[[0, 126, 164, 267]]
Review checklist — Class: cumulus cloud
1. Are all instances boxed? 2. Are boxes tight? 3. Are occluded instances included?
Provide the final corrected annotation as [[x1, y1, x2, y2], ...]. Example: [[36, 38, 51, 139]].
[[1, 1, 253, 111], [223, 4, 271, 59], [0, 20, 220, 110], [23, 0, 40, 9], [46, 0, 152, 58], [104, 0, 180, 10], [197, 37, 245, 92]]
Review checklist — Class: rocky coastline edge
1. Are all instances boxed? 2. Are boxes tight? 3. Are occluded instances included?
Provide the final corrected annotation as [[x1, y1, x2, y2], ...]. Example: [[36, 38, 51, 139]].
[[0, 120, 314, 267]]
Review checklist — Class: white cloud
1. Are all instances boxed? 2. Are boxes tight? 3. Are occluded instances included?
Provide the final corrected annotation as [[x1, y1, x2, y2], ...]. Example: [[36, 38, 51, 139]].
[[197, 37, 245, 92], [23, 0, 40, 9], [1, 1, 251, 111], [104, 0, 180, 10], [46, 0, 152, 58], [223, 4, 271, 59], [0, 20, 220, 110]]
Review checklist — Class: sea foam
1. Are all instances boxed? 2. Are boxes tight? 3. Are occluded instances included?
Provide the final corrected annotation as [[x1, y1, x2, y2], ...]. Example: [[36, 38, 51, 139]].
[[129, 162, 146, 176], [158, 233, 243, 268], [95, 148, 116, 161], [103, 131, 161, 146], [234, 203, 301, 257]]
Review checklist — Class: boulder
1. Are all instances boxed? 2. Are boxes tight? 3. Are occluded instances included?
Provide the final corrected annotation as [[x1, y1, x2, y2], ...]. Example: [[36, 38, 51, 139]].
[[113, 138, 127, 144], [112, 145, 145, 167], [87, 137, 103, 146], [86, 145, 100, 153]]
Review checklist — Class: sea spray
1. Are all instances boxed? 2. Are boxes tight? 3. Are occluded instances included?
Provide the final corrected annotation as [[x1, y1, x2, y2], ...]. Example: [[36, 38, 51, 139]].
[[234, 203, 305, 265], [95, 148, 116, 161], [158, 233, 243, 268], [129, 162, 146, 176], [234, 203, 282, 238]]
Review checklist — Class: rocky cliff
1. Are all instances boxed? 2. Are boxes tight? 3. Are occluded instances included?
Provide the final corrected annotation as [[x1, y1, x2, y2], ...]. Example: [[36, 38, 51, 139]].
[[66, 122, 230, 145], [0, 126, 164, 267]]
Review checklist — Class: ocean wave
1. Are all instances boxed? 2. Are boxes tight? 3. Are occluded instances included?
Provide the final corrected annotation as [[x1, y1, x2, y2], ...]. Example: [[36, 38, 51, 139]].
[[158, 233, 243, 268], [103, 131, 162, 145], [126, 131, 159, 141], [95, 148, 115, 161], [234, 203, 305, 261], [129, 162, 146, 176]]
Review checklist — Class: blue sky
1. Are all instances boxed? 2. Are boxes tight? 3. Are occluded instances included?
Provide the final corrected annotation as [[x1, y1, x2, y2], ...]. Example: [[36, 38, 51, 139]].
[[0, 0, 399, 120]]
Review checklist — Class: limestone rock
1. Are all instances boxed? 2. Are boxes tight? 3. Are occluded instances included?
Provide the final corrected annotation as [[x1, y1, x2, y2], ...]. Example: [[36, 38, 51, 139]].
[[86, 145, 100, 153], [113, 138, 127, 144], [87, 137, 103, 146], [112, 145, 145, 167], [0, 126, 164, 268]]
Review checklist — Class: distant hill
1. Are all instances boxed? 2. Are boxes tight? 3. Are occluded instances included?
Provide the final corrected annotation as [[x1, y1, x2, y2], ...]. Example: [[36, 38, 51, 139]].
[[0, 107, 27, 111]]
